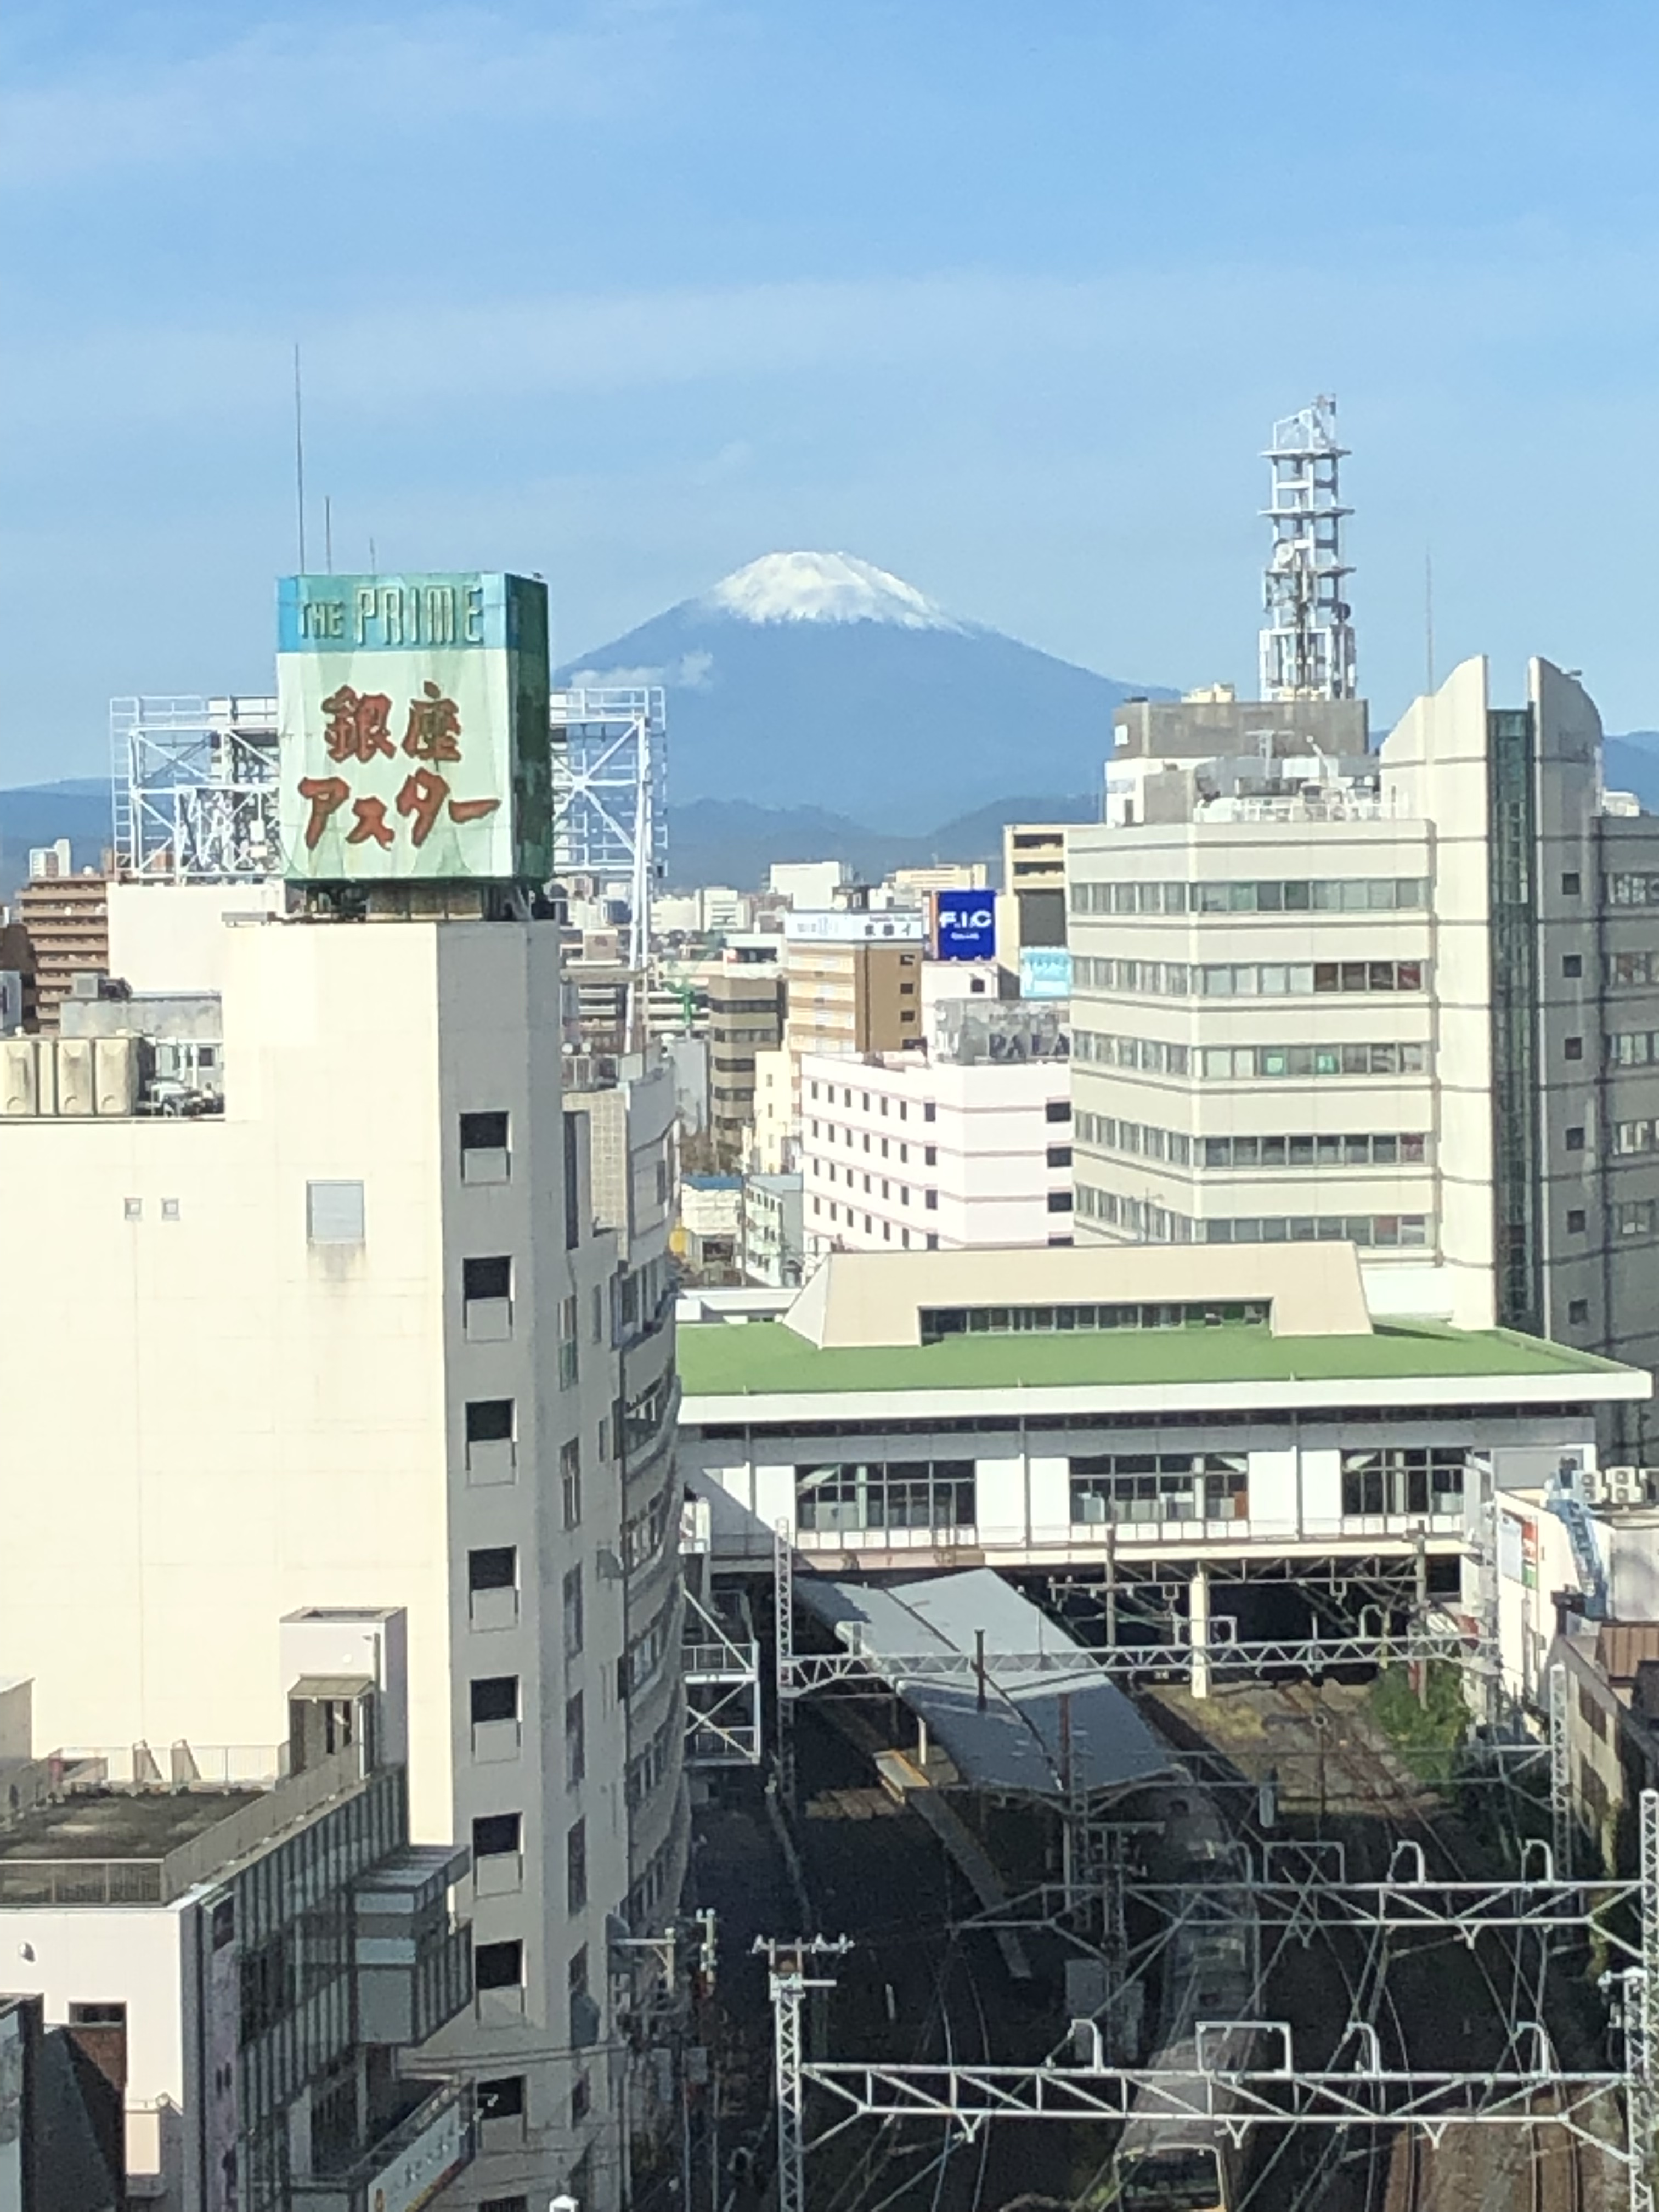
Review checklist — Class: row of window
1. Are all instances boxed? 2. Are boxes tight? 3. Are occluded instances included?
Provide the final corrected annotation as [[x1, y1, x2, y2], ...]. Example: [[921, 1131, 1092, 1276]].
[[812, 1121, 939, 1165], [1610, 1031, 1659, 1066], [814, 1163, 938, 1206], [810, 1195, 941, 1248], [807, 1080, 938, 1121], [919, 1301, 1269, 1344], [1075, 1181, 1431, 1247], [1075, 1110, 1430, 1172], [1074, 1031, 1429, 1081], [1074, 957, 1426, 999], [1607, 875, 1659, 906], [791, 1448, 1472, 1534], [1070, 876, 1429, 917]]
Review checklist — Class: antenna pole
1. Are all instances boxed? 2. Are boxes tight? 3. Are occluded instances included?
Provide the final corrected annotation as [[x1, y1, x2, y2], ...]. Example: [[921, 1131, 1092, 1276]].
[[324, 495, 334, 576], [1425, 550, 1436, 695], [292, 343, 308, 572]]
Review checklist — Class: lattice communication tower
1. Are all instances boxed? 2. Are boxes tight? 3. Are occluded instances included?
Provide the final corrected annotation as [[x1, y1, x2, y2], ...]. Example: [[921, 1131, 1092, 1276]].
[[1259, 396, 1357, 702], [550, 683, 667, 964]]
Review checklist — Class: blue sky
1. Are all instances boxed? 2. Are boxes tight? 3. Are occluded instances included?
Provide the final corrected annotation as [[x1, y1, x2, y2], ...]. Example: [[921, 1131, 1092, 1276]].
[[4, 0, 1659, 781]]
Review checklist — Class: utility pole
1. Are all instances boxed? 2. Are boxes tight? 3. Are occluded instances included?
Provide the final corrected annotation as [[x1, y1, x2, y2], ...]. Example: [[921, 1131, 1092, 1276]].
[[755, 1937, 852, 2212]]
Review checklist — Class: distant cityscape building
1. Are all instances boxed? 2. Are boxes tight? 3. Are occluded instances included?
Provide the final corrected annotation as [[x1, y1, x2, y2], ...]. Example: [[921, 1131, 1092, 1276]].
[[741, 1169, 805, 1288], [782, 909, 926, 1064], [768, 859, 849, 908], [801, 1007, 1073, 1257], [15, 865, 109, 1033], [706, 958, 786, 1166]]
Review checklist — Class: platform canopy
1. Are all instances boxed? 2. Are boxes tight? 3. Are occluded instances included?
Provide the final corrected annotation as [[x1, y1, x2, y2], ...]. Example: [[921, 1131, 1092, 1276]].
[[794, 1567, 1178, 1801]]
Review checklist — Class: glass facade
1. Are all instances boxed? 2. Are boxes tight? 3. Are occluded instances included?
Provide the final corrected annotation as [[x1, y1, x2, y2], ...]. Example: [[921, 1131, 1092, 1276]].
[[1487, 708, 1543, 1335], [796, 1459, 976, 1533]]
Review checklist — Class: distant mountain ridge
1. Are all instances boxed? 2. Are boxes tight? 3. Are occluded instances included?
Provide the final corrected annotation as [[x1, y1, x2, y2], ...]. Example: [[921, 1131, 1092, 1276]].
[[558, 550, 1171, 831], [665, 792, 1100, 891]]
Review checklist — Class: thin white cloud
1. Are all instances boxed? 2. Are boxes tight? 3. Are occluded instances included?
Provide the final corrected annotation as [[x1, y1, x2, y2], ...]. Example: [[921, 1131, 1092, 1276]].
[[0, 5, 683, 188]]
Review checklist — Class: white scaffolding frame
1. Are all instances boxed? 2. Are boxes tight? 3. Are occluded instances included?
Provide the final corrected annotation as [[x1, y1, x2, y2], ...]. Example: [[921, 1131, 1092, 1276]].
[[110, 695, 280, 881]]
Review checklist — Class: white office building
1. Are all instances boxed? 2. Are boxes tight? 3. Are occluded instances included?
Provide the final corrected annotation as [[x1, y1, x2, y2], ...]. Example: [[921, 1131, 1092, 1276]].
[[1068, 657, 1659, 1457], [0, 888, 685, 2212], [800, 1002, 1074, 1257]]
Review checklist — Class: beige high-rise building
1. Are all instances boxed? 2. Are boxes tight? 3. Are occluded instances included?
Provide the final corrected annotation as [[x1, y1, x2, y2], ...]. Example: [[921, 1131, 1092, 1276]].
[[1067, 657, 1659, 1457], [706, 957, 785, 1164], [782, 909, 926, 1062]]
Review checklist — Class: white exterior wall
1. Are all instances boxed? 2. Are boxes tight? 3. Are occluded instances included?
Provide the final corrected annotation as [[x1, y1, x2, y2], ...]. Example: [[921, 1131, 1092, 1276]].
[[0, 921, 455, 1821], [0, 1903, 189, 2108], [800, 1051, 1071, 1256], [685, 1402, 1601, 1569], [106, 881, 287, 992]]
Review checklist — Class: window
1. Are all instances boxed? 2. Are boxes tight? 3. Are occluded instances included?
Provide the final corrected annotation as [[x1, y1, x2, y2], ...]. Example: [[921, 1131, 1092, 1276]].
[[921, 1300, 1269, 1344], [567, 1818, 588, 1912], [1340, 1448, 1469, 1518], [563, 1565, 584, 1658], [470, 1675, 518, 1724], [923, 1102, 937, 1122], [469, 1547, 516, 1593], [796, 1459, 976, 1533], [1567, 1209, 1587, 1234], [123, 1197, 142, 1221], [307, 1180, 365, 1244], [924, 1189, 938, 1210], [1047, 1190, 1074, 1213], [1563, 954, 1583, 979], [1566, 1126, 1586, 1152], [1070, 1453, 1248, 1526], [565, 1692, 586, 1787], [460, 1110, 510, 1183], [561, 1438, 583, 1530], [558, 1294, 579, 1389], [482, 2199, 530, 2212], [476, 2078, 525, 2121], [571, 2074, 592, 2126], [463, 1254, 510, 1302], [465, 1399, 515, 1479], [924, 1144, 937, 1166], [1617, 1199, 1657, 1238], [475, 1939, 524, 1990], [1045, 1099, 1072, 1123], [462, 1254, 512, 1341], [1561, 871, 1581, 896], [160, 1197, 180, 1222], [1565, 1037, 1584, 1061], [473, 1811, 521, 1859], [1568, 1298, 1590, 1324], [1046, 1144, 1073, 1168]]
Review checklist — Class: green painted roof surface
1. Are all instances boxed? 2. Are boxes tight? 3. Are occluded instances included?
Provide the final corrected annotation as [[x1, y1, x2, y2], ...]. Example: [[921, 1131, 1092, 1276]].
[[676, 1319, 1637, 1400]]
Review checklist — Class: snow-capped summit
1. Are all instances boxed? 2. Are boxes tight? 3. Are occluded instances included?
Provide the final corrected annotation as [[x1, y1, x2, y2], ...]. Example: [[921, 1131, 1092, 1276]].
[[699, 551, 966, 633], [559, 556, 1171, 828]]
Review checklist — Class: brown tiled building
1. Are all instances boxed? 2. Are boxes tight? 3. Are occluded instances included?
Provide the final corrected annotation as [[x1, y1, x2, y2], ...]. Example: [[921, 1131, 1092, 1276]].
[[16, 873, 109, 1031]]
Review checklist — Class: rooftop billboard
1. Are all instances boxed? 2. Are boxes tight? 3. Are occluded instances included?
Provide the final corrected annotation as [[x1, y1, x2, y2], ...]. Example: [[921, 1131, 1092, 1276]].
[[276, 573, 551, 883]]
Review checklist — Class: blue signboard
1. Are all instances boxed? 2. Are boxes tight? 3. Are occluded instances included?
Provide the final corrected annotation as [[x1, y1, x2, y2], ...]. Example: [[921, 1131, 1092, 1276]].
[[934, 889, 997, 962], [1020, 947, 1073, 1000]]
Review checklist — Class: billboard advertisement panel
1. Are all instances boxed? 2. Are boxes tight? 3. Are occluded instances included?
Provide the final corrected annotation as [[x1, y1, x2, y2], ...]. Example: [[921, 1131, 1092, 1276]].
[[1019, 947, 1073, 1000], [276, 574, 551, 883], [933, 889, 997, 962]]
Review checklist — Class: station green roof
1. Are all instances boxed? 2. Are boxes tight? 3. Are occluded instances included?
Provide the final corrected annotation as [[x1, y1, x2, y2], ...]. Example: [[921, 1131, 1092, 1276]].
[[676, 1318, 1639, 1402]]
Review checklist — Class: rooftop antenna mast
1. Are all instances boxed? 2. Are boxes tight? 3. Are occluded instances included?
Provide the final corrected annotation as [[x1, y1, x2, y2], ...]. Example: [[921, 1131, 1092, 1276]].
[[1259, 394, 1356, 702]]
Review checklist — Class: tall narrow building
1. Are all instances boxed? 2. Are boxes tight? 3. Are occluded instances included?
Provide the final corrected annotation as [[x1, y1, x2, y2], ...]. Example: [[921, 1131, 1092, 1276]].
[[0, 574, 686, 2210]]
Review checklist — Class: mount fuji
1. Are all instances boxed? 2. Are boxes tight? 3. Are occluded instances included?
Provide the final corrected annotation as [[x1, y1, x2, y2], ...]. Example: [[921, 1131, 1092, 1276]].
[[557, 552, 1172, 834]]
